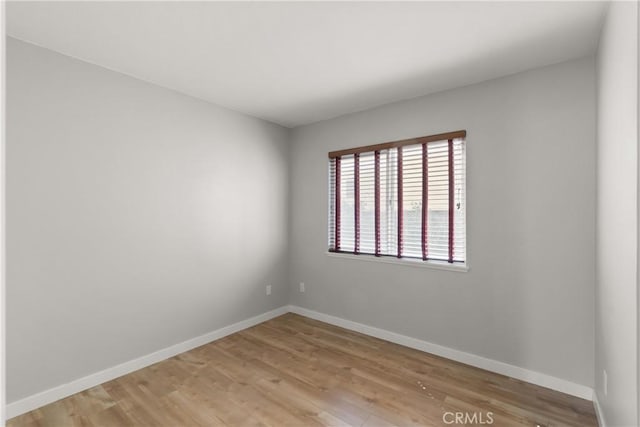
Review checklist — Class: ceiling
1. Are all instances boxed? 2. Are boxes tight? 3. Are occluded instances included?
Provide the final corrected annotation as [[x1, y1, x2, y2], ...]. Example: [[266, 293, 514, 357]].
[[7, 1, 608, 128]]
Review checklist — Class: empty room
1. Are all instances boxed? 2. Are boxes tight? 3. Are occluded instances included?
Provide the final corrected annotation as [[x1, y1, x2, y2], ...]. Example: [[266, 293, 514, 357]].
[[3, 1, 639, 426]]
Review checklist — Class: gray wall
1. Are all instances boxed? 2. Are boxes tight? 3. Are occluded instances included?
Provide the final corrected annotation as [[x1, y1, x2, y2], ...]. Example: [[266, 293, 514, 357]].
[[289, 57, 596, 388], [595, 2, 639, 426], [6, 37, 290, 403], [6, 30, 609, 408]]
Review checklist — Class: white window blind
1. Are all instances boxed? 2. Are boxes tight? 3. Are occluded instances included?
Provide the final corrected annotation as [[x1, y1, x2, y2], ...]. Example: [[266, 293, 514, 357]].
[[329, 132, 466, 264]]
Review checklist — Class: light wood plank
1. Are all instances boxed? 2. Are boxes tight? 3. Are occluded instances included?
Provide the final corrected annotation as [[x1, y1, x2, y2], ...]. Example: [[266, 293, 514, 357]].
[[8, 313, 597, 427]]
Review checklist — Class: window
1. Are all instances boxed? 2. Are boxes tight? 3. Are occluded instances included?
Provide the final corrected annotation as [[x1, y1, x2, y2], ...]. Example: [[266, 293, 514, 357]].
[[328, 130, 466, 264]]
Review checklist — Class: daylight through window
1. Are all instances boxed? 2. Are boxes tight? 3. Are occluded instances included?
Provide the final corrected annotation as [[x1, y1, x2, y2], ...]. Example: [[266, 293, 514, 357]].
[[328, 131, 466, 264]]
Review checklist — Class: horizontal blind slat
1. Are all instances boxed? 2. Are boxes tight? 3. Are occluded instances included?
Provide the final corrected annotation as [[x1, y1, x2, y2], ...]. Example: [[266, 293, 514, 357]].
[[329, 137, 465, 263]]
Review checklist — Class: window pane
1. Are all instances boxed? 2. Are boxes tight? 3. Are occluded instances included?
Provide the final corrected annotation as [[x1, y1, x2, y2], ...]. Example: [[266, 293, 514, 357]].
[[359, 152, 376, 254], [339, 155, 355, 252], [401, 144, 423, 258], [426, 141, 449, 261], [380, 148, 397, 255], [453, 138, 466, 262]]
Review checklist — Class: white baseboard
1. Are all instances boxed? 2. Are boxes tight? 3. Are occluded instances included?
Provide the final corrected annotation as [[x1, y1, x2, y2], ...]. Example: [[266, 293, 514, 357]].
[[7, 304, 595, 420], [593, 391, 607, 427], [6, 306, 289, 420], [287, 305, 594, 401]]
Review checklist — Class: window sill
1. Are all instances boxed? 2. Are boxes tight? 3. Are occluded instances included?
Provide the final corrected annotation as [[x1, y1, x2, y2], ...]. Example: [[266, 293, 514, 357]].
[[325, 252, 469, 273]]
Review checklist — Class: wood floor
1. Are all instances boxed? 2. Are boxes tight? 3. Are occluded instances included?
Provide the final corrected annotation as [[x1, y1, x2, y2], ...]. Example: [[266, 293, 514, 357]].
[[8, 313, 597, 427]]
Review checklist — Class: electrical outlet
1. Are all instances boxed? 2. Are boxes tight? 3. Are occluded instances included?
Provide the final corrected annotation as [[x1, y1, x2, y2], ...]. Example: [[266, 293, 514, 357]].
[[299, 282, 305, 293], [266, 285, 272, 296], [603, 370, 608, 396]]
